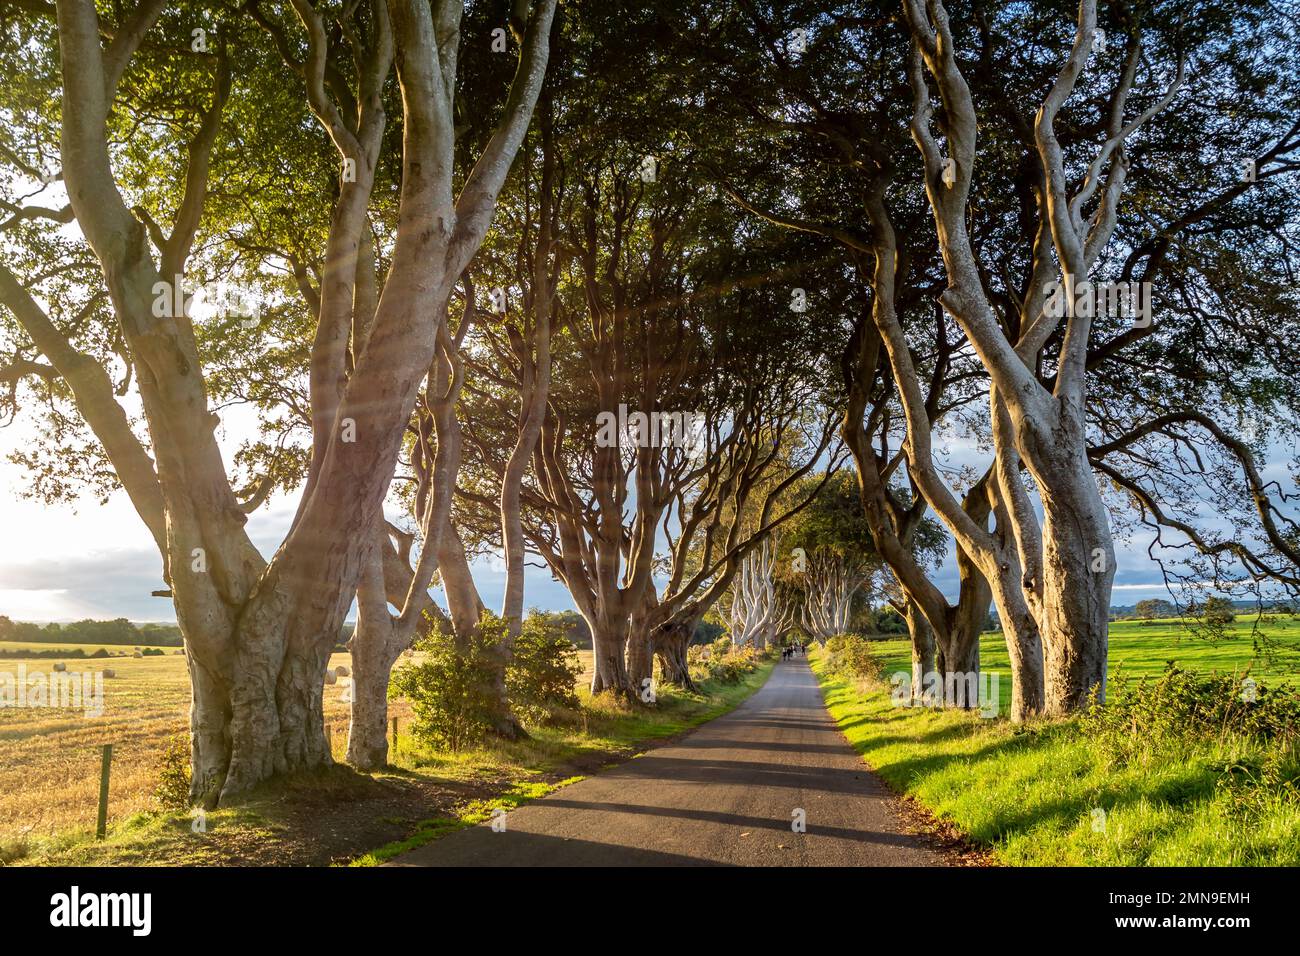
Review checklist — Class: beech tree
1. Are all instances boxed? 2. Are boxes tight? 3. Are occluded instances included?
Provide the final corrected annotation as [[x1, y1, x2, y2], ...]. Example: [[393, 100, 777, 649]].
[[0, 0, 557, 798], [677, 1, 1015, 709], [895, 0, 1300, 713], [3, 0, 1296, 794], [723, 538, 792, 648]]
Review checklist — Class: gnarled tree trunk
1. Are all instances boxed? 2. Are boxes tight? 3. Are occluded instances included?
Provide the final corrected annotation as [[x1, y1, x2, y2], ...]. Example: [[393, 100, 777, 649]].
[[653, 619, 696, 691], [589, 617, 633, 696]]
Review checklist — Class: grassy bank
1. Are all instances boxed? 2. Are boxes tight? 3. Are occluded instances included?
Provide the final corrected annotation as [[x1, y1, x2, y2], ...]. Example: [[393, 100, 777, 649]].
[[811, 647, 1299, 866], [868, 614, 1300, 718], [6, 659, 773, 866]]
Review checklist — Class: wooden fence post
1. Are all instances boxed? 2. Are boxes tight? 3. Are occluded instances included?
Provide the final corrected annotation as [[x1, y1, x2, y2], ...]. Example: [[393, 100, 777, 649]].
[[96, 743, 112, 840]]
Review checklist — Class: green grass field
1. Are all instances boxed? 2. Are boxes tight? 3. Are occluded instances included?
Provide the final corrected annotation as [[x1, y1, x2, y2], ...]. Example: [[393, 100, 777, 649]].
[[814, 616, 1300, 866], [869, 615, 1300, 717]]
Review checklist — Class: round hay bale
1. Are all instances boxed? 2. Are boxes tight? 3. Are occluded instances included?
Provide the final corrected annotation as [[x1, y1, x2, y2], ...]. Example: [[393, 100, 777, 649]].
[[334, 664, 350, 677], [102, 669, 116, 678], [324, 668, 337, 685], [52, 662, 66, 672], [132, 651, 143, 658]]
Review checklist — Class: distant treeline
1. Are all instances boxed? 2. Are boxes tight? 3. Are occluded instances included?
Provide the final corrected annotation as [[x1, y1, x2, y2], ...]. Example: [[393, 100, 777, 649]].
[[0, 646, 172, 659], [0, 610, 752, 652], [0, 616, 184, 646], [1112, 598, 1296, 621]]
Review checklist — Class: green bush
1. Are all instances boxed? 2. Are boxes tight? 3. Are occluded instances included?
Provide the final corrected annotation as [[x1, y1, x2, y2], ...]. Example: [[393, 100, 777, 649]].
[[1202, 596, 1237, 629], [1080, 663, 1300, 763], [823, 634, 880, 681], [153, 733, 192, 812], [394, 611, 585, 750], [688, 641, 760, 685], [508, 611, 581, 724], [391, 620, 499, 752]]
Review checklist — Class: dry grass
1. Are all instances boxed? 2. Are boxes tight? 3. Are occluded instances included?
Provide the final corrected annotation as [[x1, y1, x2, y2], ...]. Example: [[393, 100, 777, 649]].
[[0, 648, 602, 848], [0, 650, 407, 846]]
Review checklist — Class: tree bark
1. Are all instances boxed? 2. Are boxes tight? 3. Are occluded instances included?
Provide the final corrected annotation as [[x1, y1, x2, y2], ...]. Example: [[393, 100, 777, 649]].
[[653, 620, 697, 691], [1028, 429, 1114, 714], [626, 600, 656, 690], [345, 535, 398, 770], [903, 599, 935, 703], [589, 616, 632, 696]]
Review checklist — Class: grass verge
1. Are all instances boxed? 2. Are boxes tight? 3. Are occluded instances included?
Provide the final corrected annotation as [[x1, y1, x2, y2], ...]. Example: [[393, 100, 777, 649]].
[[810, 649, 1299, 866]]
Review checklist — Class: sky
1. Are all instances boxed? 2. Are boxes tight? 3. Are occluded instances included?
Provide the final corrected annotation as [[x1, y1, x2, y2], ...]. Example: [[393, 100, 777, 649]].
[[0, 478, 579, 623], [0, 411, 1245, 623]]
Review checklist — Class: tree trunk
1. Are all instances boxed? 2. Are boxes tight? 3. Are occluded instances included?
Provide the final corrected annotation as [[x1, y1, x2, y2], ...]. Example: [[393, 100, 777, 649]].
[[346, 543, 398, 770], [590, 618, 632, 696], [903, 600, 935, 704], [934, 625, 980, 697], [625, 635, 653, 692], [625, 599, 658, 691], [654, 620, 696, 691], [934, 594, 982, 711], [986, 565, 1045, 722], [485, 643, 528, 739], [1036, 457, 1114, 715], [346, 637, 394, 771], [222, 616, 335, 798], [187, 657, 231, 807], [625, 627, 655, 692]]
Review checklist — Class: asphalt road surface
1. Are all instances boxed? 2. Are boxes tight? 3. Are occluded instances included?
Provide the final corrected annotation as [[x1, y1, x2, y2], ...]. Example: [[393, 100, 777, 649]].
[[391, 657, 943, 866]]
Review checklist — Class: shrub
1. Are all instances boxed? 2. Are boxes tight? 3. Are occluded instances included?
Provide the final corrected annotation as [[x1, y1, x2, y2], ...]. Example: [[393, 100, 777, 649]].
[[1203, 596, 1237, 629], [1080, 663, 1300, 764], [823, 634, 880, 681], [689, 642, 760, 685], [508, 612, 581, 724], [390, 621, 499, 752], [1215, 749, 1300, 823], [153, 733, 192, 812], [394, 611, 586, 749]]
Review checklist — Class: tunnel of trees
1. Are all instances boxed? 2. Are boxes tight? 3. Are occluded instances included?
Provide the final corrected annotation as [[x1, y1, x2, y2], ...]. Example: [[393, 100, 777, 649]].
[[1, 0, 1297, 802]]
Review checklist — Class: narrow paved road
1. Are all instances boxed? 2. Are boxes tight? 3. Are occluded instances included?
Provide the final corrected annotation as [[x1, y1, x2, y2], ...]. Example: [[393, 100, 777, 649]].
[[391, 658, 942, 866]]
